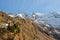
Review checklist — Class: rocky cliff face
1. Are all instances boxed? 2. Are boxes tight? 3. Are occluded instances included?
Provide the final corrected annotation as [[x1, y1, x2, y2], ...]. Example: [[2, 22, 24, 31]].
[[0, 12, 56, 40]]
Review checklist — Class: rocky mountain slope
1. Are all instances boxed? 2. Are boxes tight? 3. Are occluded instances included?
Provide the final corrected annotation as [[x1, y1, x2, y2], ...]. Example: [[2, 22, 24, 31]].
[[0, 11, 56, 40]]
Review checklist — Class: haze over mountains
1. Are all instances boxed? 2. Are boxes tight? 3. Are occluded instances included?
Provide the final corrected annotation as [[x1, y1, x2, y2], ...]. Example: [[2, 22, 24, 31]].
[[30, 12, 60, 28]]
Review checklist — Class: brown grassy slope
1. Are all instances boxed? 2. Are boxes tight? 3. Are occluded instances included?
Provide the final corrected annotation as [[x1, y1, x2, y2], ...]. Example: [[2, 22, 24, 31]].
[[0, 12, 56, 40], [13, 17, 56, 40]]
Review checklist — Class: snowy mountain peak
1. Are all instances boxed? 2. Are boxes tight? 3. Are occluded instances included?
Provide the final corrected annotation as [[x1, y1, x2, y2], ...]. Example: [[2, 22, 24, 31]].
[[33, 12, 44, 16], [49, 11, 60, 18], [16, 13, 28, 19], [31, 12, 44, 20], [8, 13, 15, 17], [32, 12, 44, 17]]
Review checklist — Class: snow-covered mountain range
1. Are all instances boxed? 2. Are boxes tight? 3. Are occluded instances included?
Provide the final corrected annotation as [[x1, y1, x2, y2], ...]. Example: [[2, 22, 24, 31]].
[[8, 12, 60, 29], [31, 12, 60, 28]]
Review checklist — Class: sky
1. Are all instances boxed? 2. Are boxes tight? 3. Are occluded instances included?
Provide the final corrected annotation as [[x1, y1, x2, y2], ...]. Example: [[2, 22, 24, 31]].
[[0, 0, 60, 14]]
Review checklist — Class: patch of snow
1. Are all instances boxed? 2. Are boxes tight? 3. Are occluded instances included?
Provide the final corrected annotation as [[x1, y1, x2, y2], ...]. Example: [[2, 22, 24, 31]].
[[5, 23, 8, 26], [16, 13, 28, 19], [8, 14, 15, 17]]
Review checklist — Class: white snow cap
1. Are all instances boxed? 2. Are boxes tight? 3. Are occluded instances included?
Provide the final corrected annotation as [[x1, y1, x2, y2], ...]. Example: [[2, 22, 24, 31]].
[[8, 13, 15, 17], [17, 13, 27, 19], [8, 15, 15, 17], [45, 24, 50, 27], [33, 12, 44, 16], [35, 13, 44, 16]]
